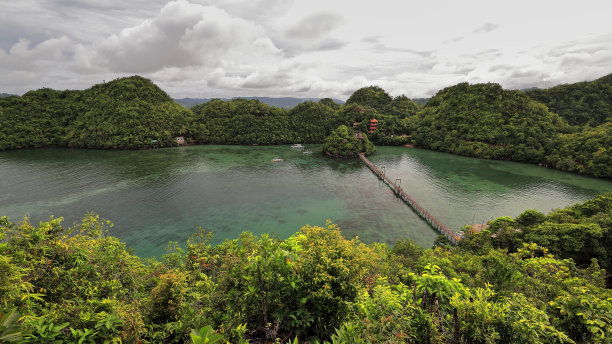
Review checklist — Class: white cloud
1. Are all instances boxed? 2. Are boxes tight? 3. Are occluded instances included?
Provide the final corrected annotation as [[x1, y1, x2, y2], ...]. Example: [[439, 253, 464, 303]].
[[473, 23, 499, 34], [0, 36, 71, 70], [1, 0, 611, 99], [77, 0, 280, 73], [279, 11, 346, 53]]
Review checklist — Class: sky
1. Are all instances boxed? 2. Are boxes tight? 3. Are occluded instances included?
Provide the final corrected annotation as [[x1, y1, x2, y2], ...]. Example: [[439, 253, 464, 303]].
[[1, 0, 611, 99]]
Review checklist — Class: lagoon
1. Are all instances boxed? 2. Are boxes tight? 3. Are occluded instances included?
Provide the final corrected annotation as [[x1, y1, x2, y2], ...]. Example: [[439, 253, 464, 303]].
[[1, 145, 610, 257]]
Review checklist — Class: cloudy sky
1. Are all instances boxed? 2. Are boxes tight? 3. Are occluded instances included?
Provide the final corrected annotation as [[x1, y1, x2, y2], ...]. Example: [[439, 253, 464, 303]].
[[1, 0, 611, 99]]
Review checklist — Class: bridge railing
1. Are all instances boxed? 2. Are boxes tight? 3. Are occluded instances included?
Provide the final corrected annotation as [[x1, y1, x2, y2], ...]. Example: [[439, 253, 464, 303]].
[[358, 153, 460, 243]]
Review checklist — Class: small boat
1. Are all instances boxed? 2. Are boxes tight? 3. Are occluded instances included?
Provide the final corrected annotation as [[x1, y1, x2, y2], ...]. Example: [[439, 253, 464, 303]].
[[291, 144, 305, 149], [303, 150, 312, 154], [271, 157, 283, 162]]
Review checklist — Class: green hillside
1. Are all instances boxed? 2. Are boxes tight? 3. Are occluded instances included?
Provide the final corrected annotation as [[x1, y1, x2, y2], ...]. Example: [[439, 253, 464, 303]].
[[322, 124, 375, 157], [175, 96, 344, 109], [547, 122, 612, 177], [346, 85, 420, 118], [189, 98, 340, 145], [525, 74, 612, 126], [1, 194, 610, 343], [0, 76, 192, 150], [1, 75, 610, 177], [409, 82, 568, 163]]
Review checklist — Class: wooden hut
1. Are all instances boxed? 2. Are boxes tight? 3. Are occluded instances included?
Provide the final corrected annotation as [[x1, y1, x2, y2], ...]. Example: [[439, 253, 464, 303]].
[[151, 139, 159, 148], [176, 136, 185, 146]]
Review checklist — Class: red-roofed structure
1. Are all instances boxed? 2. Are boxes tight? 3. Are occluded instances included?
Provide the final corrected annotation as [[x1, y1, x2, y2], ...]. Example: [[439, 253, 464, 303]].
[[368, 118, 378, 133]]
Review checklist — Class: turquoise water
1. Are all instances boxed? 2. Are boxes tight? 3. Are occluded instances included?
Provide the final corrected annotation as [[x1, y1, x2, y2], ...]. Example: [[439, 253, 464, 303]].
[[0, 145, 610, 257]]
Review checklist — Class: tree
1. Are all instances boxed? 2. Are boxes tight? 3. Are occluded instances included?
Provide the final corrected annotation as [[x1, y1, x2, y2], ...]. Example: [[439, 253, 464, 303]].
[[322, 125, 375, 157], [346, 86, 393, 113]]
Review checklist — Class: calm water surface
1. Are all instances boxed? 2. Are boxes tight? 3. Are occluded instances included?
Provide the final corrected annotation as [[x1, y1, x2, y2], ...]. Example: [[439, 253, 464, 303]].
[[1, 145, 610, 257]]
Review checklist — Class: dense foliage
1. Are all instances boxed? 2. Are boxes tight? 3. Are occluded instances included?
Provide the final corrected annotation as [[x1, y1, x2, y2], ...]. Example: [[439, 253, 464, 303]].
[[346, 86, 420, 118], [409, 82, 568, 163], [175, 97, 344, 109], [460, 193, 612, 281], [1, 195, 611, 343], [190, 99, 353, 145], [525, 74, 612, 126], [2, 75, 610, 177], [0, 76, 193, 150], [404, 77, 612, 177], [546, 122, 612, 177], [189, 96, 409, 147], [322, 125, 375, 157]]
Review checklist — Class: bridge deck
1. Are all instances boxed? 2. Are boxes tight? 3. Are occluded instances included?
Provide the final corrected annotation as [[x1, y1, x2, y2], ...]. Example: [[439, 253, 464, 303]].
[[358, 153, 461, 243]]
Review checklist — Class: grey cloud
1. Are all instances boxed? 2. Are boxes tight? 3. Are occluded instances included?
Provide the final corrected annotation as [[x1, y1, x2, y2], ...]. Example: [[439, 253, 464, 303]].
[[510, 69, 547, 79], [277, 11, 346, 53], [51, 0, 165, 11], [364, 39, 434, 57], [339, 58, 437, 81], [455, 67, 476, 75], [294, 85, 311, 93], [313, 38, 347, 51], [285, 12, 343, 39], [501, 71, 553, 90], [432, 61, 476, 75], [192, 0, 294, 23], [546, 36, 612, 58], [477, 33, 612, 91], [0, 1, 161, 47], [242, 71, 291, 88], [531, 32, 612, 86], [488, 64, 513, 72], [340, 89, 355, 97], [378, 46, 434, 57], [473, 22, 499, 33], [78, 0, 280, 73], [469, 49, 501, 57], [361, 35, 381, 44], [443, 36, 464, 44], [0, 36, 72, 71]]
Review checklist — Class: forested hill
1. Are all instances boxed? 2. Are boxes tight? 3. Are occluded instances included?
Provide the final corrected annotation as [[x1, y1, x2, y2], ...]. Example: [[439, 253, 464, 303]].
[[175, 96, 344, 109], [188, 94, 412, 145], [0, 76, 192, 150], [525, 73, 612, 126], [406, 81, 611, 177], [1, 75, 610, 177], [409, 82, 568, 163]]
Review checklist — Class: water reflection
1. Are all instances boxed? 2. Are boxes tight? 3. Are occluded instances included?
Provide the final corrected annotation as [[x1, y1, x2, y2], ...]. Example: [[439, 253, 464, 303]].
[[1, 145, 610, 257]]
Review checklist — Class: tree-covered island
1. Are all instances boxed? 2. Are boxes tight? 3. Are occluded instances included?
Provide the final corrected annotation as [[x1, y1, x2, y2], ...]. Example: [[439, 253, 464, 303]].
[[1, 75, 612, 343], [322, 125, 375, 157], [1, 73, 610, 177]]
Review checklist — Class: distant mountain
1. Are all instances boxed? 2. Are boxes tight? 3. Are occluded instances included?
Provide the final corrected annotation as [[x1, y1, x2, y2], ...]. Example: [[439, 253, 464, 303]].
[[175, 97, 344, 109], [0, 93, 16, 98]]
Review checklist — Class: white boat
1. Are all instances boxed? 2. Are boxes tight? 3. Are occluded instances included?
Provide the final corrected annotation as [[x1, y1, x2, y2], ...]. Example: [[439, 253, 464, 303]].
[[271, 157, 284, 162], [291, 144, 305, 149]]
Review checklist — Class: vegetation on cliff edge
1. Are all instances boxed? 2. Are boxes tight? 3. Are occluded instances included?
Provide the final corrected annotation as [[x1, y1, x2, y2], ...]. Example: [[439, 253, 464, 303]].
[[1, 75, 610, 177], [322, 125, 375, 157], [1, 194, 611, 343]]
